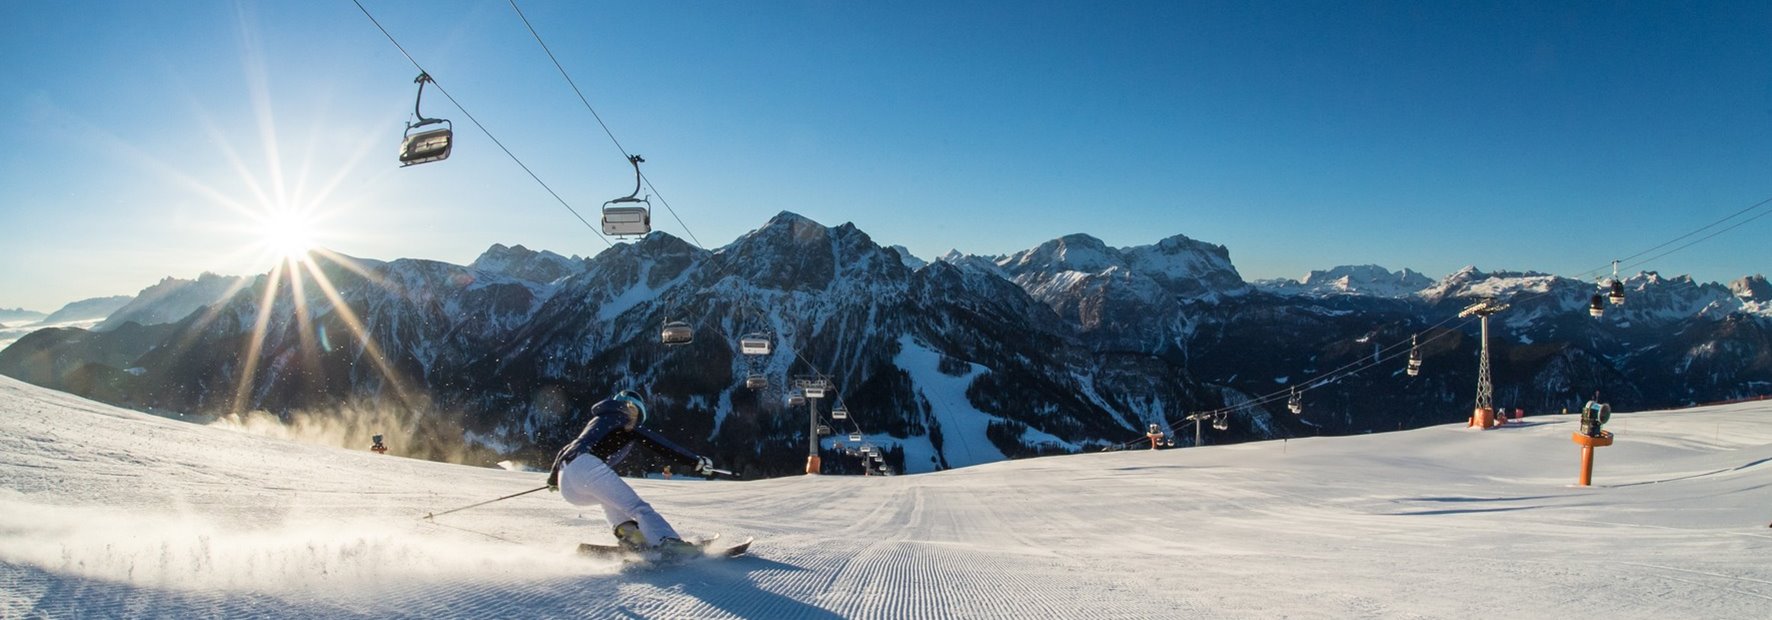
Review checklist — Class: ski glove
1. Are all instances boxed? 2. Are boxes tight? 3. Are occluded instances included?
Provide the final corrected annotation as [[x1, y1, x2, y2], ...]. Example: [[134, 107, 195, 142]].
[[694, 456, 714, 475]]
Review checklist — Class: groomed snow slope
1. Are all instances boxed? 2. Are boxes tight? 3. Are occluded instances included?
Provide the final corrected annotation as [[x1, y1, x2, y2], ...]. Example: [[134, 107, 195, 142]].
[[2, 375, 1768, 619]]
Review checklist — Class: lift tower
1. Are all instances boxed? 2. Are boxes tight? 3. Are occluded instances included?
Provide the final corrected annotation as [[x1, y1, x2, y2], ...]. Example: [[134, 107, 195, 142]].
[[1459, 298, 1510, 429], [797, 376, 831, 474]]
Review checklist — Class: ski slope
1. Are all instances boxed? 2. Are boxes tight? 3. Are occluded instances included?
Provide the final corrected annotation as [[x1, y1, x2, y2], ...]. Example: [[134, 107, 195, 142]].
[[2, 375, 1768, 618]]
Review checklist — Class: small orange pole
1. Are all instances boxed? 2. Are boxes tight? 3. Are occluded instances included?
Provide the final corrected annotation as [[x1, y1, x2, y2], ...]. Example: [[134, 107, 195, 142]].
[[806, 455, 821, 475], [1571, 431, 1613, 486]]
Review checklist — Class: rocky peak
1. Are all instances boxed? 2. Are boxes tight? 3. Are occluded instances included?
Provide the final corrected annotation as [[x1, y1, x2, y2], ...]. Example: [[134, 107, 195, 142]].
[[1730, 275, 1771, 302], [471, 243, 583, 285]]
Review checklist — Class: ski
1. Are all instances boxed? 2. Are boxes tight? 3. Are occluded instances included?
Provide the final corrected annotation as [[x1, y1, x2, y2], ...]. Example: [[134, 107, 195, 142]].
[[576, 534, 754, 565]]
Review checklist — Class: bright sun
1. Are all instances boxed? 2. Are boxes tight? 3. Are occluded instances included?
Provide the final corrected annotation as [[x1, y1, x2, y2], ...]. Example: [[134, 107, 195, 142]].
[[261, 209, 317, 262]]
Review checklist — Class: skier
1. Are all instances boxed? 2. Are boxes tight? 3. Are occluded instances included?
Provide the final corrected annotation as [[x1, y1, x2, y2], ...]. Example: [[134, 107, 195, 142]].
[[1146, 423, 1165, 450], [546, 389, 717, 558], [371, 434, 388, 455]]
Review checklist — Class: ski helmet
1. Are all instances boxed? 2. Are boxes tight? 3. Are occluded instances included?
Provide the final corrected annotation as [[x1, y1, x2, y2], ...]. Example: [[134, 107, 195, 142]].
[[614, 389, 647, 428], [1149, 423, 1160, 432]]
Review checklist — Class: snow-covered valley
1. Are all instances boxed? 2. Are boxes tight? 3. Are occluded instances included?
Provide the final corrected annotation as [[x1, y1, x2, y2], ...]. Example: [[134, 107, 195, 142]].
[[2, 375, 1768, 618]]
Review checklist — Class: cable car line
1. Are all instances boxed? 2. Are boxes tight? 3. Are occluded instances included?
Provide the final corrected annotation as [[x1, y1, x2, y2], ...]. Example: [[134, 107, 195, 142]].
[[1619, 203, 1772, 275], [1591, 195, 1772, 278], [505, 0, 876, 449], [351, 0, 614, 249], [506, 0, 705, 249]]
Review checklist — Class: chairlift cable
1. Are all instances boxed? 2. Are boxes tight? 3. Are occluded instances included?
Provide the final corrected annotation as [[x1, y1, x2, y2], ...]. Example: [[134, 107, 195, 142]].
[[507, 0, 707, 250], [351, 0, 614, 249], [509, 0, 854, 430], [1581, 194, 1772, 279], [1619, 206, 1772, 275]]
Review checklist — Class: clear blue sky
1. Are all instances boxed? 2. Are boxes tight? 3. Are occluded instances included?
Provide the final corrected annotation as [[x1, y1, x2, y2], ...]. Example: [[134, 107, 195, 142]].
[[2, 0, 1769, 312]]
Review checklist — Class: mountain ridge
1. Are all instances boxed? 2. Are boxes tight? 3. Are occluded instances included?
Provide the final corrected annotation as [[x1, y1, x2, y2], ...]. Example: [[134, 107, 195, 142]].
[[2, 211, 1766, 477]]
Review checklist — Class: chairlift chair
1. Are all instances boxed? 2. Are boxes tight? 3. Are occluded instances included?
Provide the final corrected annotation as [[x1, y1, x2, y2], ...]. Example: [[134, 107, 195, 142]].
[[1212, 415, 1229, 431], [804, 385, 827, 399], [788, 391, 806, 407], [398, 73, 453, 166], [848, 432, 862, 442], [739, 333, 772, 356], [1287, 388, 1303, 415], [831, 406, 848, 420], [601, 155, 652, 236], [817, 424, 831, 436], [661, 320, 693, 346], [745, 372, 767, 390], [1406, 334, 1422, 377]]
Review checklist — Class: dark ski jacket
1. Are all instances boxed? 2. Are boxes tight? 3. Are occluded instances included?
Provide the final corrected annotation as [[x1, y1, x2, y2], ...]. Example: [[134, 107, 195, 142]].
[[547, 397, 701, 487]]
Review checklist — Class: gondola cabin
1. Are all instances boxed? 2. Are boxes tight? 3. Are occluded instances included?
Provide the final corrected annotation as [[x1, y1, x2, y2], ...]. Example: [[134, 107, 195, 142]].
[[1588, 294, 1605, 318], [745, 373, 767, 390]]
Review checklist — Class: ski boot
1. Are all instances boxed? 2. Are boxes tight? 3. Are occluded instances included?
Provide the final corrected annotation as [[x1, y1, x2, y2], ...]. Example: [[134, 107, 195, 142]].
[[653, 537, 704, 563], [613, 521, 647, 553]]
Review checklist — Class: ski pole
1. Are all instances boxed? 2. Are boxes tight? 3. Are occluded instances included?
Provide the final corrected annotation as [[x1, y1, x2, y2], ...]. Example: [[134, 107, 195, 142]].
[[705, 468, 742, 480], [422, 486, 549, 521]]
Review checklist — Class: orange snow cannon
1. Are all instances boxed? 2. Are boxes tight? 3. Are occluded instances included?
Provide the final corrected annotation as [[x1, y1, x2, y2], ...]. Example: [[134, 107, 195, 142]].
[[1571, 401, 1614, 486]]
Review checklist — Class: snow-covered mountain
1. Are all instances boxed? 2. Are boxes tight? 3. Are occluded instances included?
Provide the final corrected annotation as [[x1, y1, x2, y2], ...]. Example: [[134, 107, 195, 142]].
[[1257, 264, 1434, 298], [469, 243, 587, 285], [95, 273, 254, 332], [887, 245, 927, 269], [1, 213, 1767, 478], [985, 232, 1248, 352], [3, 374, 1767, 618], [39, 295, 133, 324]]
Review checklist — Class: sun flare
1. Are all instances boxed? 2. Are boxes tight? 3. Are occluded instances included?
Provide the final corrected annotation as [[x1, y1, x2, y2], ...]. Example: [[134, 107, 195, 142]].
[[261, 209, 317, 262]]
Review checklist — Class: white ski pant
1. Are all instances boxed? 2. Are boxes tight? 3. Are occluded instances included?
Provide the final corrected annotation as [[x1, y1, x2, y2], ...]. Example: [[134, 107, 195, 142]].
[[558, 454, 680, 545]]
